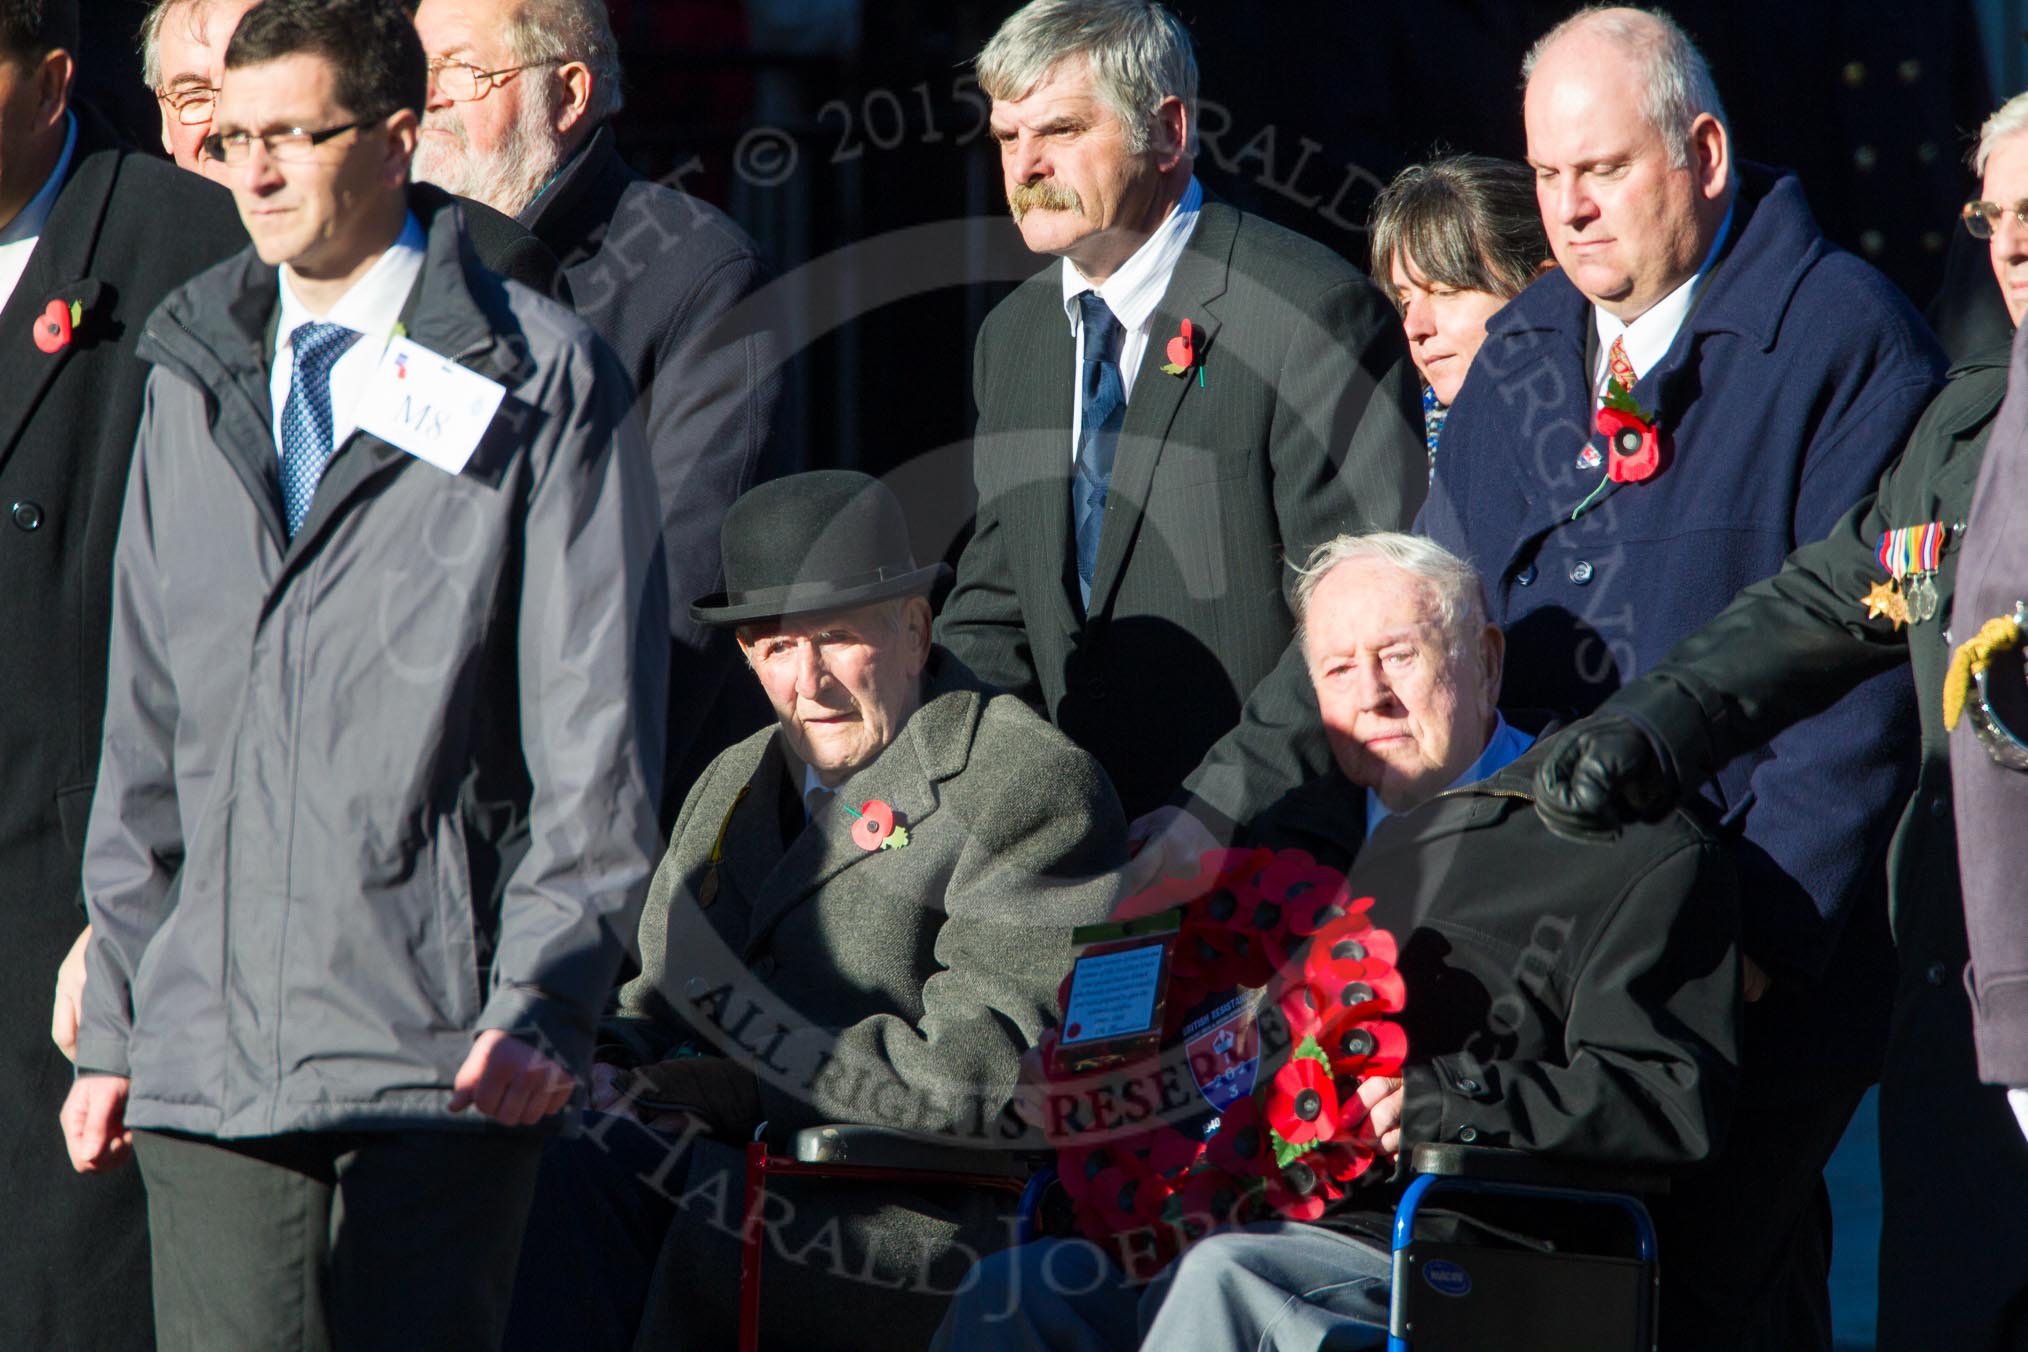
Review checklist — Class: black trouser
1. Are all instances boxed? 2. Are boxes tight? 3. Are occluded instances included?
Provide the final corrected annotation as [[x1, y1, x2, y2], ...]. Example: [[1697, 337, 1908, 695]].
[[132, 1127, 542, 1352]]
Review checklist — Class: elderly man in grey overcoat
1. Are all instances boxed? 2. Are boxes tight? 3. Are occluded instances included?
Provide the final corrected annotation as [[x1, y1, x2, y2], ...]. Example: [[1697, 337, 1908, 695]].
[[503, 470, 1127, 1352]]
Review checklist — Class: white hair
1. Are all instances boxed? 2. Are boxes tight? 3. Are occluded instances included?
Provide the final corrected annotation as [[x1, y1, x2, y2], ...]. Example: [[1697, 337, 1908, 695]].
[[505, 0, 625, 125], [975, 0, 1197, 155], [1292, 532, 1491, 661], [1522, 6, 1728, 170], [1975, 91, 2028, 176], [138, 0, 209, 89]]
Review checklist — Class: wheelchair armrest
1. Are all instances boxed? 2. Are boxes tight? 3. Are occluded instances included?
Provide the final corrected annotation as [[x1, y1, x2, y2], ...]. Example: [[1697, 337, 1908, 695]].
[[1410, 1143, 1671, 1196], [792, 1124, 1034, 1181]]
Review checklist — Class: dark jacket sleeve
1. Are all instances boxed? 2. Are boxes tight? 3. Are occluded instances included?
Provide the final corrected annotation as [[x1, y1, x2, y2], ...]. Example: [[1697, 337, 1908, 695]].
[[1709, 366, 1935, 976], [937, 314, 1046, 707], [1179, 279, 1427, 828], [646, 247, 794, 776], [1399, 831, 1743, 1169], [1610, 441, 1939, 788]]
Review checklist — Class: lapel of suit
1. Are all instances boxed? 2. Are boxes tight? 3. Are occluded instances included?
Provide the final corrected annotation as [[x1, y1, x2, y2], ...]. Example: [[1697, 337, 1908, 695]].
[[1084, 201, 1232, 617], [742, 680, 972, 958], [716, 743, 790, 934], [0, 130, 116, 482], [990, 277, 1083, 638]]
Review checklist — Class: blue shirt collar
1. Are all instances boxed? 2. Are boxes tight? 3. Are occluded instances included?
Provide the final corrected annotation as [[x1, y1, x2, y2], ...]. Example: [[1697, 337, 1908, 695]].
[[1364, 714, 1536, 838]]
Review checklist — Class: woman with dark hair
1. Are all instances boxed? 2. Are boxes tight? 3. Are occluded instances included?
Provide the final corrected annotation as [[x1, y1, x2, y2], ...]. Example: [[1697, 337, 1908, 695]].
[[1370, 155, 1550, 471]]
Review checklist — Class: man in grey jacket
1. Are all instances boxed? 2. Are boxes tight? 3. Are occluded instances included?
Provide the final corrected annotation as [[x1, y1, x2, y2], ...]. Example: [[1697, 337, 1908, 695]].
[[59, 3, 666, 1349], [503, 470, 1125, 1352]]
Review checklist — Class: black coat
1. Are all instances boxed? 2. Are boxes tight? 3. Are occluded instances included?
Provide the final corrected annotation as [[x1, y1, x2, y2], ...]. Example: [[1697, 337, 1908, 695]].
[[1249, 744, 1742, 1180], [0, 106, 245, 1352], [939, 198, 1427, 823], [522, 125, 794, 819]]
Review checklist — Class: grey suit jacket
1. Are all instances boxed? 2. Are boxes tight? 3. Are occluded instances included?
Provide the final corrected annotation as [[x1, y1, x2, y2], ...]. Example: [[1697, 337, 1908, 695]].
[[937, 198, 1426, 824], [606, 649, 1125, 1139]]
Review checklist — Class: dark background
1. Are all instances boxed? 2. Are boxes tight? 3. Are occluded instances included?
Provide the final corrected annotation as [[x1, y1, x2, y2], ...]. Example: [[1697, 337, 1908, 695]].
[[81, 1, 2004, 485]]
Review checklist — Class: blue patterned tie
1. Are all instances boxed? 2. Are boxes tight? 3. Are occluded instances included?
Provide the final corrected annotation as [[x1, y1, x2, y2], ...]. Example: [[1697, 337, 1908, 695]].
[[279, 321, 363, 539], [1074, 293, 1126, 602]]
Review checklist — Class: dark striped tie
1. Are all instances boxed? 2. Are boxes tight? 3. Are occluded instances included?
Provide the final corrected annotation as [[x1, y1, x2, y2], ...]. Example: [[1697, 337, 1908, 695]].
[[1074, 293, 1126, 604]]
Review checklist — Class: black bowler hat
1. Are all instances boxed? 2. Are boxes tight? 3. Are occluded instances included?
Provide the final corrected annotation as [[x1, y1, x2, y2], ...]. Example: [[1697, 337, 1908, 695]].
[[690, 470, 951, 627]]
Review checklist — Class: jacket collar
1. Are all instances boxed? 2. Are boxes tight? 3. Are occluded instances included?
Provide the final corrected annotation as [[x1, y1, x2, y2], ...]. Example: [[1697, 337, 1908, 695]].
[[1489, 162, 1821, 356], [731, 649, 989, 953], [519, 121, 629, 239], [0, 102, 125, 479], [142, 184, 519, 561], [1083, 195, 1235, 616]]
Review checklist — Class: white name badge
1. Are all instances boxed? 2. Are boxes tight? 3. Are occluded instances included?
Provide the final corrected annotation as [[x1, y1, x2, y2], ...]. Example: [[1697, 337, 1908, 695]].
[[356, 336, 508, 476]]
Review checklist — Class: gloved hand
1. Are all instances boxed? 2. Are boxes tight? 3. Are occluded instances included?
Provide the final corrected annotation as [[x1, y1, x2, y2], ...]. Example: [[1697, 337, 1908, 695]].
[[1534, 716, 1681, 843]]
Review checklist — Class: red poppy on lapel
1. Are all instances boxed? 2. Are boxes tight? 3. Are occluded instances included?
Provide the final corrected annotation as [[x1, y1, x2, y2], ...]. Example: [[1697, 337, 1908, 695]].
[[1159, 317, 1196, 376], [1597, 405, 1662, 483], [33, 298, 81, 355]]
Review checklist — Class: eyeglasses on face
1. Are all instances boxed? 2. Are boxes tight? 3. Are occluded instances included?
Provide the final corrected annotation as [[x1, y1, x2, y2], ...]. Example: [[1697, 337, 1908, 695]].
[[155, 83, 218, 127], [426, 57, 561, 102], [1962, 199, 2028, 239], [199, 117, 381, 165]]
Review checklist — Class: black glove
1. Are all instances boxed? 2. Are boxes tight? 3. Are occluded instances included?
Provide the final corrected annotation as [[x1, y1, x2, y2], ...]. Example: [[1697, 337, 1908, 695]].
[[1533, 716, 1681, 843]]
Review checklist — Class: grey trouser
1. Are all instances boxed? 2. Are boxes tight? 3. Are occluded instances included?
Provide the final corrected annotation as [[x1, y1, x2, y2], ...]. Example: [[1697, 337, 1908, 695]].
[[133, 1127, 542, 1352], [930, 1222, 1391, 1352]]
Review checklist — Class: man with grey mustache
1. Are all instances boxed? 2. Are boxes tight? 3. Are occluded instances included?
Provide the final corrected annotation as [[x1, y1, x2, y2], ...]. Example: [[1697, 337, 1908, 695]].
[[939, 0, 1427, 865]]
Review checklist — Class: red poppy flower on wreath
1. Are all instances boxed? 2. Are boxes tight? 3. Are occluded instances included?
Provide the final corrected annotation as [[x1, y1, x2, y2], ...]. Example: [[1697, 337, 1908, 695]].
[[1320, 1018, 1409, 1079], [1265, 1056, 1339, 1146], [1206, 1096, 1269, 1175], [1263, 1156, 1330, 1222], [1168, 1166, 1249, 1242]]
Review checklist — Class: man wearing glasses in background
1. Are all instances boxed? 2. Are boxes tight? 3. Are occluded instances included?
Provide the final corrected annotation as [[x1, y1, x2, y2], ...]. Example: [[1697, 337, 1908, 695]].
[[139, 0, 566, 292], [58, 1, 668, 1347], [0, 2, 241, 1348], [413, 0, 796, 819]]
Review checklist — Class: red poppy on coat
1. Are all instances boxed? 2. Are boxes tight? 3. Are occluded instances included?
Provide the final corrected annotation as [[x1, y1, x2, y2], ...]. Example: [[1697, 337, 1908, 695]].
[[851, 799, 896, 850], [33, 298, 72, 354], [1266, 1057, 1339, 1146], [1596, 405, 1662, 483]]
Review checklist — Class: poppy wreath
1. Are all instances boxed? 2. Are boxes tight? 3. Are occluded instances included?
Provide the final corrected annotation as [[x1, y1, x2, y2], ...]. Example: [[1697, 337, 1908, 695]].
[[1036, 848, 1407, 1278]]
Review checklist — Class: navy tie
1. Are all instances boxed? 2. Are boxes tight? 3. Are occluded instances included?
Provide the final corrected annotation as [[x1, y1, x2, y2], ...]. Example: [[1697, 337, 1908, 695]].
[[1074, 293, 1126, 603], [279, 321, 363, 539]]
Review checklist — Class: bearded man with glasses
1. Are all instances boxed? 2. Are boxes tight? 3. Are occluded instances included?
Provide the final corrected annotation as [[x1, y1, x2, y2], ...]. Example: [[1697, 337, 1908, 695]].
[[413, 0, 797, 825], [59, 2, 669, 1348]]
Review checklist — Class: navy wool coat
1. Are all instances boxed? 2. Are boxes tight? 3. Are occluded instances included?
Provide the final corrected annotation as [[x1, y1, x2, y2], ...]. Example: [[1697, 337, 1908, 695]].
[[1421, 164, 1941, 1062]]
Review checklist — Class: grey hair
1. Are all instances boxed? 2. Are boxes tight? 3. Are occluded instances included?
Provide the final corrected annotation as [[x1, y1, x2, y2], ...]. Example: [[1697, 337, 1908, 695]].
[[1292, 532, 1491, 661], [1521, 6, 1728, 170], [1369, 154, 1549, 305], [976, 0, 1197, 155], [139, 0, 206, 89], [505, 0, 625, 123], [1974, 91, 2028, 176]]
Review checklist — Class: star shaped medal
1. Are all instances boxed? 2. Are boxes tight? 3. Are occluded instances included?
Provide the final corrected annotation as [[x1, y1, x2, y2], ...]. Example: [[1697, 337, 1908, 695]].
[[1863, 579, 1910, 629]]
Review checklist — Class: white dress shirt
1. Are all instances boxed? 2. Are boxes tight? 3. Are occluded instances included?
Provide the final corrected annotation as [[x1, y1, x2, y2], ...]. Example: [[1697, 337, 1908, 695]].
[[0, 114, 78, 313], [269, 212, 426, 456], [1590, 197, 1736, 401], [1059, 176, 1204, 460]]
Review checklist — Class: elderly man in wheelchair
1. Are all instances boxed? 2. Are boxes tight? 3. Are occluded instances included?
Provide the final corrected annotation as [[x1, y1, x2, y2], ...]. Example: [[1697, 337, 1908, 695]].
[[933, 532, 1744, 1351]]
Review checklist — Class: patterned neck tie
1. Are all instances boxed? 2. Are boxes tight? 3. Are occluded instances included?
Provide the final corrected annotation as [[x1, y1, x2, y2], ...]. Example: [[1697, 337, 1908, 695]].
[[279, 320, 363, 540], [1604, 334, 1638, 397], [1073, 292, 1127, 603]]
